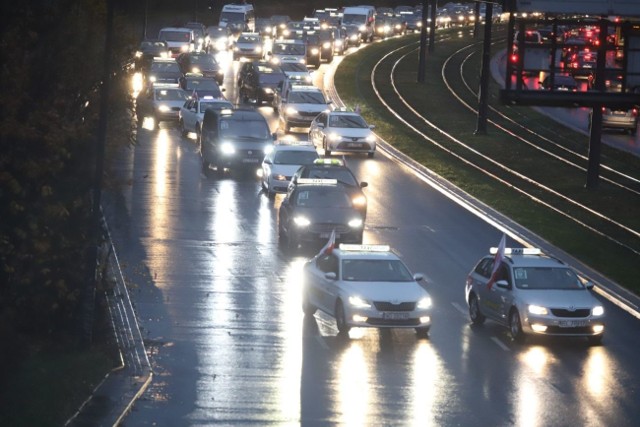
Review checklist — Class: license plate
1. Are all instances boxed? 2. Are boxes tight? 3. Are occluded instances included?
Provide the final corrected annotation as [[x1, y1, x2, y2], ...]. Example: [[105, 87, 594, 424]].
[[347, 142, 363, 148], [382, 312, 409, 320], [559, 320, 588, 328], [242, 158, 259, 163]]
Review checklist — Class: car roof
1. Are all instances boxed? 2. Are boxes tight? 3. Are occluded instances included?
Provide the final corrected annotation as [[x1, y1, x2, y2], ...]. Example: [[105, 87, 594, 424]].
[[289, 85, 323, 92], [487, 252, 567, 269], [272, 143, 317, 151], [333, 245, 400, 261]]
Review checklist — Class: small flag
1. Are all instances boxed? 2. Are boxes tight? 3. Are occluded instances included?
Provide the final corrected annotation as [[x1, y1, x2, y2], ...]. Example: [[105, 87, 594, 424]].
[[317, 229, 336, 256], [487, 233, 506, 290]]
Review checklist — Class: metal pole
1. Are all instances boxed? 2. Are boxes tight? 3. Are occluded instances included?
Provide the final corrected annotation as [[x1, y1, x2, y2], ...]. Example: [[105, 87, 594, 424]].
[[475, 2, 493, 135], [417, 0, 428, 82], [428, 0, 436, 53], [586, 18, 608, 189], [473, 0, 480, 39]]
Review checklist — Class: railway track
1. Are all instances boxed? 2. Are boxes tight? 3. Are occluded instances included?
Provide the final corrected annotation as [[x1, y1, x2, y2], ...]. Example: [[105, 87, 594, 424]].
[[366, 31, 640, 256]]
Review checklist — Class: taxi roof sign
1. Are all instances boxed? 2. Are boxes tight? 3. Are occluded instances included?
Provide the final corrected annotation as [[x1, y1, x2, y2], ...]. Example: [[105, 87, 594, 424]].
[[339, 244, 391, 252], [313, 158, 344, 166], [298, 178, 337, 185], [490, 247, 542, 255]]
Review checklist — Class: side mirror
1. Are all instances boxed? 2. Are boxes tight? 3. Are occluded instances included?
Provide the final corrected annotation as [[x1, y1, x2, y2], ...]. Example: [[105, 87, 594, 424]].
[[360, 181, 368, 188], [327, 99, 333, 104], [272, 132, 278, 140], [317, 123, 325, 129], [221, 88, 226, 92], [495, 280, 510, 289], [369, 124, 376, 130], [413, 273, 424, 282], [584, 280, 594, 290], [263, 159, 272, 165], [324, 272, 337, 280]]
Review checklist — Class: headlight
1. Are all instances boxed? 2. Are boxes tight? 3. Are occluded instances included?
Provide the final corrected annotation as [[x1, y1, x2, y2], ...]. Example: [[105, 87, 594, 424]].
[[181, 44, 189, 52], [160, 51, 169, 58], [395, 24, 401, 29], [191, 67, 200, 74], [348, 296, 371, 308], [135, 51, 142, 58], [293, 216, 311, 227], [283, 30, 290, 36], [328, 133, 341, 142], [220, 142, 236, 155], [266, 26, 272, 32], [417, 22, 423, 27], [311, 48, 319, 55], [299, 58, 306, 64], [335, 40, 343, 46], [158, 105, 170, 112], [263, 87, 273, 94], [149, 75, 157, 82], [234, 46, 239, 51], [350, 35, 358, 41], [348, 218, 363, 228], [255, 46, 263, 53], [359, 25, 366, 32], [323, 42, 331, 49], [271, 57, 280, 64], [417, 297, 432, 309], [263, 145, 274, 154], [365, 134, 376, 143], [352, 195, 366, 206], [528, 305, 548, 315], [285, 106, 298, 115], [592, 306, 604, 316], [273, 174, 287, 181]]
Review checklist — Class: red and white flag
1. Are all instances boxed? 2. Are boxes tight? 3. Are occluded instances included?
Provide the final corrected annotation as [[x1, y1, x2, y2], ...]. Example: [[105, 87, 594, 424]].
[[317, 229, 336, 256], [487, 233, 506, 290]]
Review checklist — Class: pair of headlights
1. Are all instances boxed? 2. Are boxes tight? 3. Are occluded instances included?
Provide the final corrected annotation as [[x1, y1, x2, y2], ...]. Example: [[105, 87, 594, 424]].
[[349, 296, 432, 309], [293, 216, 363, 228]]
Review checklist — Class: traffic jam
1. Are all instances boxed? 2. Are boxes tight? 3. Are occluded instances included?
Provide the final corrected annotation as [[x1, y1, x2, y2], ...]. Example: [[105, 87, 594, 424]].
[[129, 2, 614, 345]]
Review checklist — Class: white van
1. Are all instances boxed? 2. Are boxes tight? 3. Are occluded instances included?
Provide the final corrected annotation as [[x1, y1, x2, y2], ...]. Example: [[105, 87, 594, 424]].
[[341, 6, 376, 42], [219, 3, 255, 35], [158, 27, 195, 57]]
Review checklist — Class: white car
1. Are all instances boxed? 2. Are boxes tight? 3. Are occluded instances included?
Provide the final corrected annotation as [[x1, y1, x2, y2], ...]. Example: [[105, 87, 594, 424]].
[[136, 84, 189, 123], [178, 96, 233, 139], [260, 141, 319, 197], [302, 244, 433, 337], [309, 110, 377, 157], [465, 247, 606, 344], [278, 62, 313, 81], [232, 32, 264, 60], [277, 85, 332, 133]]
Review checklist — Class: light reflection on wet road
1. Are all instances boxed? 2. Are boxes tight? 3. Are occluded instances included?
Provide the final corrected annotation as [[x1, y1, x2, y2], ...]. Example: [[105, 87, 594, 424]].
[[103, 47, 640, 427]]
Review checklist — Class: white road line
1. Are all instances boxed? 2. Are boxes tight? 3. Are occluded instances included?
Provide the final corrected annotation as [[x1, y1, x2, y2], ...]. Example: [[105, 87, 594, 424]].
[[451, 302, 468, 317], [315, 335, 330, 350], [491, 337, 511, 352]]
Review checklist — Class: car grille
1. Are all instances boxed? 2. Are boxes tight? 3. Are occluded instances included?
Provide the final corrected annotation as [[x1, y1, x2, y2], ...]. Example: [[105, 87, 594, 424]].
[[309, 223, 350, 233], [550, 308, 591, 318], [299, 111, 320, 117], [373, 301, 416, 311], [544, 326, 596, 335], [367, 318, 421, 327]]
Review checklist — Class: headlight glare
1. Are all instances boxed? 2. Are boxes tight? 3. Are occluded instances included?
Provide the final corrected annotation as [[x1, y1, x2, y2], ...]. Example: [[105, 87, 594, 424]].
[[293, 216, 311, 227], [220, 142, 235, 155], [158, 105, 170, 112], [417, 297, 432, 309], [592, 306, 604, 316], [348, 218, 363, 228], [528, 305, 548, 315], [348, 296, 371, 308]]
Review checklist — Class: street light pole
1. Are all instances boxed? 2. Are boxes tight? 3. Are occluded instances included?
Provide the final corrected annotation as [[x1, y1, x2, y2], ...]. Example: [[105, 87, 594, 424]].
[[475, 1, 493, 135]]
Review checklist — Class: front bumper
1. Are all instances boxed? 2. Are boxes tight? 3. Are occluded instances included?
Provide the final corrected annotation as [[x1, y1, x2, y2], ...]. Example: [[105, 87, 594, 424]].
[[523, 313, 605, 337], [345, 305, 432, 330]]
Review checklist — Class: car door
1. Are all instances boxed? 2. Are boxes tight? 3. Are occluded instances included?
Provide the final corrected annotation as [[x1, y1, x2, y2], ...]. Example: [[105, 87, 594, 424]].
[[314, 253, 340, 313], [482, 261, 512, 322], [310, 112, 326, 145], [183, 99, 197, 131]]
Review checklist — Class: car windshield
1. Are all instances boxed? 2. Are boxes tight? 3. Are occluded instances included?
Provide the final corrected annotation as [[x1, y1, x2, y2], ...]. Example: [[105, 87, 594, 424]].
[[273, 43, 305, 55], [238, 35, 260, 43], [220, 119, 271, 139], [159, 31, 191, 42], [274, 150, 318, 165], [513, 267, 584, 290], [155, 89, 188, 101], [341, 259, 414, 282], [288, 91, 326, 104], [185, 79, 219, 91], [200, 101, 231, 111], [329, 114, 368, 128], [295, 187, 352, 207], [190, 55, 218, 66], [342, 14, 367, 25], [220, 11, 245, 23], [259, 73, 285, 84], [304, 168, 357, 186], [151, 62, 180, 72]]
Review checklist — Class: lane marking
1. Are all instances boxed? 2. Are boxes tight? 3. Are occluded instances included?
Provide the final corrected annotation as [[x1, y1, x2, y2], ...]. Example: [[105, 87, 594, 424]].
[[491, 337, 511, 352], [451, 302, 468, 317]]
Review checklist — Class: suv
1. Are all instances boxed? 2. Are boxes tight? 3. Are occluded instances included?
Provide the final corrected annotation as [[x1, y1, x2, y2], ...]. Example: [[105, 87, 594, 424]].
[[278, 85, 332, 132], [237, 61, 286, 105], [200, 108, 275, 175], [289, 158, 368, 219], [465, 246, 605, 344]]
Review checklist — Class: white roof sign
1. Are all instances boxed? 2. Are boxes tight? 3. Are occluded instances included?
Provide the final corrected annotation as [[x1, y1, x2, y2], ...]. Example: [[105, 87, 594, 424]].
[[516, 0, 640, 16]]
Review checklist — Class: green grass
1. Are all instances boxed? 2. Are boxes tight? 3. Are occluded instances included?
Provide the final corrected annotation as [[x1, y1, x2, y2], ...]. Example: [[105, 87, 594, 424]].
[[335, 31, 640, 294]]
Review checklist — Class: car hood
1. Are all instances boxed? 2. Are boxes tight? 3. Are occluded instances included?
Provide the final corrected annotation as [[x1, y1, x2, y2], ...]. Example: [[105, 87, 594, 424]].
[[289, 102, 328, 112], [341, 281, 429, 303], [153, 100, 185, 109], [236, 43, 260, 49], [295, 206, 361, 224], [517, 289, 600, 308], [327, 128, 372, 138]]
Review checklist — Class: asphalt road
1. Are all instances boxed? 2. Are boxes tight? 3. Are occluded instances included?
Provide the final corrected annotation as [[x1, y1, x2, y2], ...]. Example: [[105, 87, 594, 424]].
[[103, 44, 640, 426]]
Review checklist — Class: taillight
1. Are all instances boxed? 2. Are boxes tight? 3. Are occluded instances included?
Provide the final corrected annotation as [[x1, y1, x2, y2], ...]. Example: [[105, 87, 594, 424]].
[[632, 108, 638, 117], [510, 54, 518, 63]]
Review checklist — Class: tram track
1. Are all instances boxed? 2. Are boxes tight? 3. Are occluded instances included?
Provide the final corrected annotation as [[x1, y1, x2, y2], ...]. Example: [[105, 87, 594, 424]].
[[367, 32, 640, 256]]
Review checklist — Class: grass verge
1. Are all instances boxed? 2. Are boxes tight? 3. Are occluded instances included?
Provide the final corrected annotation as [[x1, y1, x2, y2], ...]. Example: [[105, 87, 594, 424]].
[[335, 30, 640, 294]]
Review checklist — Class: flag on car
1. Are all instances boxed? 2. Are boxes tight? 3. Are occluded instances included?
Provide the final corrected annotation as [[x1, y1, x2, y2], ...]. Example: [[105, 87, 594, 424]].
[[487, 233, 506, 290], [317, 229, 336, 256]]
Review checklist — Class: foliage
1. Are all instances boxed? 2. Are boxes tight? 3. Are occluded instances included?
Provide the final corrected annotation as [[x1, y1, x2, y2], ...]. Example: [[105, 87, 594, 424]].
[[0, 0, 135, 376]]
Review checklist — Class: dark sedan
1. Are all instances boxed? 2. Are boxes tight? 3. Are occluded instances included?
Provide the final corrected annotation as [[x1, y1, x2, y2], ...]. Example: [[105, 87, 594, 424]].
[[238, 61, 286, 105], [176, 52, 224, 85]]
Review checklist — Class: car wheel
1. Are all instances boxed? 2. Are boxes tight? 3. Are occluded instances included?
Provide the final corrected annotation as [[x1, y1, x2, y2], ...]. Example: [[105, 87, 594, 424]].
[[302, 291, 317, 315], [335, 300, 350, 335], [415, 326, 430, 339], [180, 119, 188, 136], [509, 308, 525, 343], [468, 294, 485, 325]]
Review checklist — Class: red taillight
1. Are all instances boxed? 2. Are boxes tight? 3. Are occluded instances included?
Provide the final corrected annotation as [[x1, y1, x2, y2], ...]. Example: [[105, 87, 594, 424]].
[[601, 107, 606, 112], [510, 54, 518, 63], [632, 108, 638, 117]]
